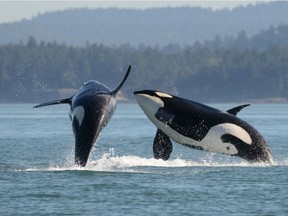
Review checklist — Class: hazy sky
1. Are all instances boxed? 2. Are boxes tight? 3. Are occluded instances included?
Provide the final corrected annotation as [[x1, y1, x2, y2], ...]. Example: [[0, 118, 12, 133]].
[[0, 0, 270, 24]]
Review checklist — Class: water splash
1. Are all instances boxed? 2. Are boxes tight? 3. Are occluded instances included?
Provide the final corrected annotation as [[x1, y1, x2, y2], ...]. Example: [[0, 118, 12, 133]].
[[19, 148, 287, 173], [16, 63, 47, 102]]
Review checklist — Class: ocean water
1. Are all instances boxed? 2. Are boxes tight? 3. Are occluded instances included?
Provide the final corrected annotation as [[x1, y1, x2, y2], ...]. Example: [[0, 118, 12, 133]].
[[0, 103, 287, 215]]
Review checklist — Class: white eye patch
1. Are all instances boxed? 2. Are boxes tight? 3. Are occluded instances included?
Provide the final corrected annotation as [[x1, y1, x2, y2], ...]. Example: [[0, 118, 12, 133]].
[[155, 92, 173, 98]]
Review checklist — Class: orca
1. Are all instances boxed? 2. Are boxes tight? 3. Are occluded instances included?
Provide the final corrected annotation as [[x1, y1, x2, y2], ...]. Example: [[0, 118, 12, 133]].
[[34, 65, 131, 166], [134, 90, 273, 163]]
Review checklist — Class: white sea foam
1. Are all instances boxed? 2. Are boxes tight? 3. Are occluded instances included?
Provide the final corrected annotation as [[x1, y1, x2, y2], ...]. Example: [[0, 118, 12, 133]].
[[20, 150, 287, 173]]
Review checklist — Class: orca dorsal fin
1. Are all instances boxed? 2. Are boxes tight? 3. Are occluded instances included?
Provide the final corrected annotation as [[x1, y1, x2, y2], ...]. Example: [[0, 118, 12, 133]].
[[153, 129, 173, 161], [111, 65, 131, 96], [33, 98, 71, 108], [227, 104, 251, 116]]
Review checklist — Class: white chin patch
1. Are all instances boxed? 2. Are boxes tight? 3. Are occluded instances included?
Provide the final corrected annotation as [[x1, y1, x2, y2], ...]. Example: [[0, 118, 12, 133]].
[[72, 106, 85, 126], [135, 94, 164, 121], [155, 92, 173, 98]]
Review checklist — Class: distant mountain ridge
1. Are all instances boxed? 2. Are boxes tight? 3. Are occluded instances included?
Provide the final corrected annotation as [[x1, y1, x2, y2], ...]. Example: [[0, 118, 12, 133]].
[[0, 1, 288, 47]]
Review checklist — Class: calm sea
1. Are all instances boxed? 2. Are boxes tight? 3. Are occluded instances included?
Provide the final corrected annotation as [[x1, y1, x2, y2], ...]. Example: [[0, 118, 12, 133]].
[[0, 103, 287, 215]]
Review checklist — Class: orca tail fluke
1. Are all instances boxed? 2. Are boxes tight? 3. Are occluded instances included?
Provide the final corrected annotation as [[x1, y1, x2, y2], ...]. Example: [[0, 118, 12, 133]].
[[33, 98, 71, 108], [111, 65, 131, 96]]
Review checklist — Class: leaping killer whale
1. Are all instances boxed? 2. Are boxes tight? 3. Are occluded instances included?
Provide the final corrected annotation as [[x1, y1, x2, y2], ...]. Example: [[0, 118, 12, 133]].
[[34, 65, 131, 166], [134, 90, 273, 163]]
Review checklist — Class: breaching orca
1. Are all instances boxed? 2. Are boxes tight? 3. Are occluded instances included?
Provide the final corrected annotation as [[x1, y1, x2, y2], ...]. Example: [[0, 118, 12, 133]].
[[134, 90, 272, 163], [34, 65, 131, 166]]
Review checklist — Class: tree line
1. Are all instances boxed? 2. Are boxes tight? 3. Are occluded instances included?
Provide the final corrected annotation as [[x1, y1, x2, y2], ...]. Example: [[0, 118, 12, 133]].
[[1, 36, 288, 103]]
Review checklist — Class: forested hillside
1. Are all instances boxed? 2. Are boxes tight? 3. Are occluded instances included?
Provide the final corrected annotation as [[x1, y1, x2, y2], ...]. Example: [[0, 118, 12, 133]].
[[198, 24, 288, 51], [0, 2, 288, 47], [1, 26, 288, 103], [1, 2, 288, 103]]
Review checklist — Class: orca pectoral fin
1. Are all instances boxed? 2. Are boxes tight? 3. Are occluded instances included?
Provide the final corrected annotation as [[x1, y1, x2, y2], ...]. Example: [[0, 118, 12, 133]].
[[153, 129, 173, 160], [33, 98, 71, 108], [227, 104, 251, 116], [111, 65, 131, 96]]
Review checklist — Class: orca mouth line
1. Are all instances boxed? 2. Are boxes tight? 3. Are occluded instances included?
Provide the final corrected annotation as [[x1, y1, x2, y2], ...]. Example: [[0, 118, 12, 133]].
[[133, 90, 157, 97]]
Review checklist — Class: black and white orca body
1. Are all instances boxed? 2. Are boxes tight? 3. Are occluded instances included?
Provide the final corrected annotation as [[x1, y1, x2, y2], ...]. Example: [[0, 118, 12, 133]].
[[134, 90, 272, 163], [34, 65, 131, 166]]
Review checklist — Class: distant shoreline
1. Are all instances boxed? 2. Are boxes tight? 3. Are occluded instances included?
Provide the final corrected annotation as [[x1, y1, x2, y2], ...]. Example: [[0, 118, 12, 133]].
[[1, 97, 287, 104]]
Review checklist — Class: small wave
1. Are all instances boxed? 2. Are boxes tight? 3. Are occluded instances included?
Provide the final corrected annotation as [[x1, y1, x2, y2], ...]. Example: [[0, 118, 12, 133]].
[[15, 148, 288, 172], [19, 154, 287, 173], [87, 154, 269, 170]]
